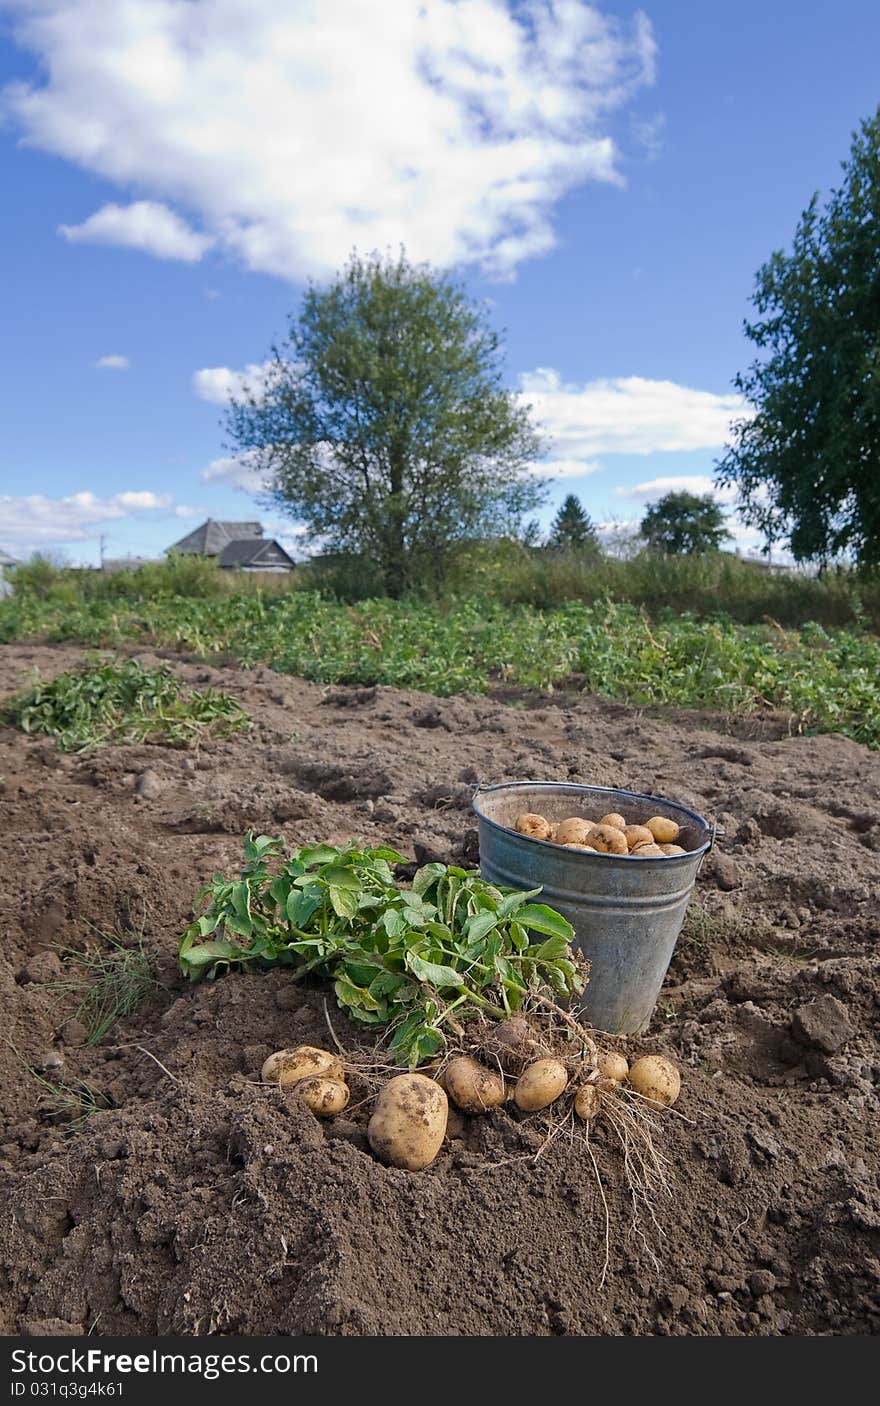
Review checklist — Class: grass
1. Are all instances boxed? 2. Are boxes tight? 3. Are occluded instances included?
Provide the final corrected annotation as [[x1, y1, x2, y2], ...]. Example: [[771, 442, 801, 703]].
[[54, 933, 158, 1045], [0, 655, 249, 751], [1, 563, 879, 749]]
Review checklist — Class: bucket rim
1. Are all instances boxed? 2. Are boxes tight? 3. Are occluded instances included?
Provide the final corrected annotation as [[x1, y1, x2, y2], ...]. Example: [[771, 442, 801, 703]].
[[471, 779, 713, 861]]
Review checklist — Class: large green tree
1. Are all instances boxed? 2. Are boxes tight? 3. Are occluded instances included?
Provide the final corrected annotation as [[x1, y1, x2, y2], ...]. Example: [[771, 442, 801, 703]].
[[640, 491, 730, 556], [548, 493, 600, 554], [717, 107, 880, 567], [225, 251, 544, 595]]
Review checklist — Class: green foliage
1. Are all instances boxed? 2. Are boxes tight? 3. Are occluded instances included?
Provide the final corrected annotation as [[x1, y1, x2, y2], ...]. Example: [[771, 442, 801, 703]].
[[2, 584, 879, 748], [179, 835, 584, 1067], [224, 249, 545, 595], [718, 106, 880, 567], [548, 494, 600, 553], [2, 656, 249, 751], [641, 492, 731, 556]]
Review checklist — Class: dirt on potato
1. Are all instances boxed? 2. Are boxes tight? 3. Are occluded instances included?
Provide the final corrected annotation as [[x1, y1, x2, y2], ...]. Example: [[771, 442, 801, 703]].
[[0, 642, 878, 1338]]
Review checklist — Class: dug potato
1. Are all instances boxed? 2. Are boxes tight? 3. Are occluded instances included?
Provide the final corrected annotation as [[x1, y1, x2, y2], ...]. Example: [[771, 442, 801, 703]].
[[514, 1058, 568, 1111], [624, 824, 654, 850], [515, 813, 552, 841], [555, 817, 595, 846], [483, 1015, 551, 1075], [628, 1055, 681, 1109], [599, 813, 627, 832], [262, 1045, 344, 1086], [597, 1050, 629, 1083], [574, 1082, 600, 1122], [646, 816, 681, 844], [368, 1073, 448, 1170], [590, 823, 629, 855], [564, 842, 596, 852], [296, 1076, 349, 1117], [630, 842, 665, 857], [443, 1056, 505, 1114], [661, 843, 687, 855]]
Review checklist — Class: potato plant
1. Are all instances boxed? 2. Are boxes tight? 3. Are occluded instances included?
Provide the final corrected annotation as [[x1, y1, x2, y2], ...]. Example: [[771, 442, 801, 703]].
[[179, 834, 586, 1067]]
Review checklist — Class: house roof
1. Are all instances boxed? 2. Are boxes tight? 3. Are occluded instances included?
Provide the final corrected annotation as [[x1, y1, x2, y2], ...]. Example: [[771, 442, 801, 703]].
[[218, 538, 295, 569], [167, 519, 263, 556], [0, 548, 20, 567]]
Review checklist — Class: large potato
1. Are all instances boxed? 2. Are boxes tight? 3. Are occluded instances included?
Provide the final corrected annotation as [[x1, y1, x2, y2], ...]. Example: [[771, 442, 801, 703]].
[[624, 824, 654, 850], [368, 1073, 448, 1170], [555, 817, 595, 846], [590, 823, 628, 855], [443, 1056, 505, 1114], [628, 1055, 681, 1109], [597, 1050, 629, 1082], [262, 1046, 344, 1086], [513, 1058, 568, 1111], [599, 812, 627, 832], [515, 813, 552, 840], [646, 816, 681, 844]]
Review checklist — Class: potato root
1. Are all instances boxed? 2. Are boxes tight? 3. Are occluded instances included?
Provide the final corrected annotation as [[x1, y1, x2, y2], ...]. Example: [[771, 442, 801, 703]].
[[515, 813, 552, 841], [262, 1046, 344, 1086], [513, 1058, 568, 1111], [589, 823, 629, 855], [296, 1076, 350, 1117], [627, 1055, 681, 1109], [483, 1015, 551, 1075], [624, 824, 654, 850], [555, 817, 595, 846], [599, 813, 627, 832], [574, 1082, 600, 1121], [368, 1073, 449, 1170], [597, 1050, 629, 1083], [443, 1056, 505, 1114], [646, 816, 681, 844]]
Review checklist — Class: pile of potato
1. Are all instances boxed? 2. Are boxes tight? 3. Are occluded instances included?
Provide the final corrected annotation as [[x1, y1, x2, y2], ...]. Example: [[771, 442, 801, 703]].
[[515, 808, 688, 857], [261, 1027, 681, 1173]]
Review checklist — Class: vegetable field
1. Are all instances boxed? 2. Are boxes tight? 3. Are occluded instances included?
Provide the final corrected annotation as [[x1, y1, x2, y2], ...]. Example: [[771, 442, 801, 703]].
[[2, 591, 879, 747]]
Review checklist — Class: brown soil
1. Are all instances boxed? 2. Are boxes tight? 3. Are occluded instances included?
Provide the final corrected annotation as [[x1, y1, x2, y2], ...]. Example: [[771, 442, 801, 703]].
[[1, 643, 878, 1338]]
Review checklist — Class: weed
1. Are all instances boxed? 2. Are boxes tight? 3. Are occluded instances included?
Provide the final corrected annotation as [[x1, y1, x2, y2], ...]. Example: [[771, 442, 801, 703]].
[[1, 655, 248, 751], [54, 933, 158, 1044]]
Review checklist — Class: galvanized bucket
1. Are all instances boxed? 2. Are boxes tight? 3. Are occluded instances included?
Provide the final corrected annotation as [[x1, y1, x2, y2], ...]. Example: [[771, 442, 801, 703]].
[[472, 781, 713, 1035]]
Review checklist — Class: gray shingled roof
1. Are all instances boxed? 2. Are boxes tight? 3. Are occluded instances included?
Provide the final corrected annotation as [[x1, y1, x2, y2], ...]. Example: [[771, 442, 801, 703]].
[[167, 519, 263, 556], [218, 538, 295, 569]]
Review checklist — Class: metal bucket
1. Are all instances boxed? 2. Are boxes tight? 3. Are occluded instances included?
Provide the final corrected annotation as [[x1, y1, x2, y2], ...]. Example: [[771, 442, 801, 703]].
[[472, 781, 713, 1035]]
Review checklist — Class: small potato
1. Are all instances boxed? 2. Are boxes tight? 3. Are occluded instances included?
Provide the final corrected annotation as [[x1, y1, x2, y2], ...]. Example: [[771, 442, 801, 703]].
[[514, 1058, 568, 1112], [624, 824, 654, 850], [589, 823, 629, 855], [646, 816, 680, 844], [564, 842, 597, 851], [443, 1056, 505, 1114], [262, 1045, 344, 1086], [555, 817, 595, 846], [296, 1076, 349, 1117], [599, 813, 627, 832], [574, 1082, 600, 1122], [628, 1055, 681, 1109], [483, 1015, 550, 1075], [368, 1073, 448, 1170], [515, 813, 552, 841], [630, 842, 665, 857], [597, 1050, 629, 1083], [660, 843, 687, 855]]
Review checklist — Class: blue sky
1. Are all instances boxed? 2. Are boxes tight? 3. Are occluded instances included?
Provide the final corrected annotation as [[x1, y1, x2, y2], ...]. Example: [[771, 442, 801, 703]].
[[1, 0, 879, 565]]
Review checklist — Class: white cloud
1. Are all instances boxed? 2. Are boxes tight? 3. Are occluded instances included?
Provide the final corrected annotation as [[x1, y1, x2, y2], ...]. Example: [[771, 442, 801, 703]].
[[4, 1, 655, 281], [94, 353, 130, 370], [616, 474, 739, 504], [193, 362, 275, 406], [59, 200, 213, 262], [539, 457, 603, 479], [201, 451, 270, 492], [519, 370, 747, 458], [0, 489, 185, 552]]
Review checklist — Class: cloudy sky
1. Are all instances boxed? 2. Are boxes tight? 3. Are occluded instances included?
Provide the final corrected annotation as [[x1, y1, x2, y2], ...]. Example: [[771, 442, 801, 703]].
[[1, 0, 879, 563]]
